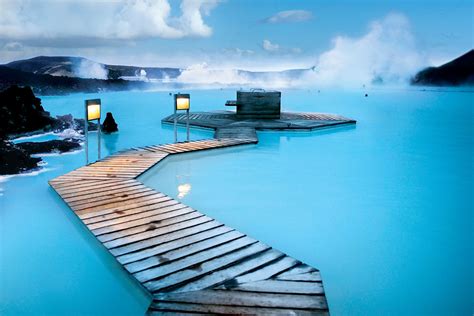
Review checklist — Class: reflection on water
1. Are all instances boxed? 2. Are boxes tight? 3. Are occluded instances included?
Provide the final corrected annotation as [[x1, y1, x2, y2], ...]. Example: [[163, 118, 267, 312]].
[[177, 183, 192, 199], [103, 132, 119, 154], [175, 161, 192, 199]]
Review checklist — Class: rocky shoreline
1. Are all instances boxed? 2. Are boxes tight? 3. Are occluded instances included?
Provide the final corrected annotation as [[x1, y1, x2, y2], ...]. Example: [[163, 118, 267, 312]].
[[0, 85, 98, 175]]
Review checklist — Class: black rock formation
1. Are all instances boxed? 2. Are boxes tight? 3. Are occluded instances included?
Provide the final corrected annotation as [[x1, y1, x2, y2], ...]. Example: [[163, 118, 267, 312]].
[[102, 112, 118, 133], [0, 85, 86, 175], [0, 85, 55, 137], [0, 140, 42, 175], [16, 139, 81, 155], [411, 50, 474, 86]]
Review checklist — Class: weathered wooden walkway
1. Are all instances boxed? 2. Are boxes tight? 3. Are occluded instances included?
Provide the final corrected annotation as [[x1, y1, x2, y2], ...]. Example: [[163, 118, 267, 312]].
[[49, 115, 351, 314]]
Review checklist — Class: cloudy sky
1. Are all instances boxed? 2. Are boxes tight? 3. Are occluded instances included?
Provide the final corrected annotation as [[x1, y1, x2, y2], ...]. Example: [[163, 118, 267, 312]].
[[0, 0, 472, 71]]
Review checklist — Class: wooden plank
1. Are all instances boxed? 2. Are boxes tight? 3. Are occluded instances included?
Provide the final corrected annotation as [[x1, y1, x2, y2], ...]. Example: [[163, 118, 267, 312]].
[[221, 279, 324, 295], [153, 290, 328, 310], [55, 179, 138, 197], [65, 185, 149, 205], [109, 220, 223, 256], [117, 226, 235, 265], [71, 190, 160, 213], [173, 249, 284, 293], [82, 196, 174, 224], [149, 301, 326, 315], [77, 193, 168, 218], [104, 216, 215, 250], [49, 179, 106, 189], [59, 181, 141, 199], [275, 264, 318, 277], [137, 237, 261, 286], [88, 201, 187, 231], [275, 271, 322, 282], [232, 255, 300, 285], [97, 211, 204, 243], [69, 187, 155, 210], [125, 230, 245, 274], [92, 206, 197, 237]]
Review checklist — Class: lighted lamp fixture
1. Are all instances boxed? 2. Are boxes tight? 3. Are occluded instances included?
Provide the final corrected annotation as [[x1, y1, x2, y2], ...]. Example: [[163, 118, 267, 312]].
[[173, 93, 191, 142], [86, 99, 101, 121], [174, 94, 190, 111], [84, 98, 102, 164]]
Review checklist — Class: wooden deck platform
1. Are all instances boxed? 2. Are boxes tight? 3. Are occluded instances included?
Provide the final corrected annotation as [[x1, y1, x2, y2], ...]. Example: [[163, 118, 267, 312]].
[[162, 110, 356, 132], [48, 114, 353, 314]]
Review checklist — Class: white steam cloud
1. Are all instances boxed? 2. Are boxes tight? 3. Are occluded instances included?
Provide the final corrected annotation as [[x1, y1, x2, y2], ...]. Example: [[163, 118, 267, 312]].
[[74, 59, 109, 79], [177, 13, 424, 88], [307, 12, 423, 86]]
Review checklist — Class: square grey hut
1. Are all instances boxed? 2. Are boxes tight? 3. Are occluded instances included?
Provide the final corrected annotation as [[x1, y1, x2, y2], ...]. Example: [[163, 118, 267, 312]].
[[228, 89, 281, 119]]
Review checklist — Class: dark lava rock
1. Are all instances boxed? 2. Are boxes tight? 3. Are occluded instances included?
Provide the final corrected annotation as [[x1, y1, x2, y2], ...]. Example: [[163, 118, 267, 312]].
[[16, 139, 81, 155], [0, 85, 55, 137], [0, 85, 89, 175], [50, 114, 97, 134], [102, 112, 118, 133], [0, 139, 41, 175], [411, 49, 474, 86]]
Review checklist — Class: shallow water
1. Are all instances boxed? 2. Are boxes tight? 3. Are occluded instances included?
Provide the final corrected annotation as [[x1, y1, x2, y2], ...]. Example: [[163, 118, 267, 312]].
[[1, 88, 473, 315]]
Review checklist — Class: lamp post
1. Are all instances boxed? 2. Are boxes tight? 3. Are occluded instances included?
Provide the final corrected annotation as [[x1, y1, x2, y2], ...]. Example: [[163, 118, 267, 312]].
[[174, 93, 190, 143], [85, 98, 102, 164]]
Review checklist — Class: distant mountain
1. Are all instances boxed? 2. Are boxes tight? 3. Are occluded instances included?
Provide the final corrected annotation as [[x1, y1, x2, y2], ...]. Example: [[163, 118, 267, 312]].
[[2, 55, 318, 92], [5, 56, 182, 81], [411, 50, 474, 86], [0, 66, 148, 95]]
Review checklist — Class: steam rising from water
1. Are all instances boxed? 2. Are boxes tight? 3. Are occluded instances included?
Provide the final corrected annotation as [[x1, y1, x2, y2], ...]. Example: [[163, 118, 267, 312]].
[[74, 59, 109, 79], [176, 13, 424, 88]]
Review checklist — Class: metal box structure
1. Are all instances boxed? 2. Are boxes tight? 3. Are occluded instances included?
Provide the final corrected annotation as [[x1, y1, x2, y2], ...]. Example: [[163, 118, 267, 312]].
[[236, 90, 281, 119]]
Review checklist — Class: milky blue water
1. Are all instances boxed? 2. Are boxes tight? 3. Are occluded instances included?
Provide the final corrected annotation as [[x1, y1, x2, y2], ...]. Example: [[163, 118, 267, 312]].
[[1, 88, 472, 315]]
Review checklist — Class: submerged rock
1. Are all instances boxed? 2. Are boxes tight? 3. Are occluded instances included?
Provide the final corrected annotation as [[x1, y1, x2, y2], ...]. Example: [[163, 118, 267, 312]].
[[102, 112, 118, 133]]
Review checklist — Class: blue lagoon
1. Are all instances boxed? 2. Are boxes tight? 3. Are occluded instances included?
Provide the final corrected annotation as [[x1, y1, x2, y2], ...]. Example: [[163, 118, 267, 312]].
[[1, 88, 472, 315]]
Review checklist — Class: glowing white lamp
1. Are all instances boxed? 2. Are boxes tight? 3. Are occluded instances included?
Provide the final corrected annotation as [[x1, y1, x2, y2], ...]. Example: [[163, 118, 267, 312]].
[[175, 94, 190, 111], [84, 98, 102, 164], [86, 99, 101, 121]]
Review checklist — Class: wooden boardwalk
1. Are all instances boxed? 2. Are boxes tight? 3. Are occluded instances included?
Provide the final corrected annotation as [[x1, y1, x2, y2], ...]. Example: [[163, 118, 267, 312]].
[[50, 136, 330, 314]]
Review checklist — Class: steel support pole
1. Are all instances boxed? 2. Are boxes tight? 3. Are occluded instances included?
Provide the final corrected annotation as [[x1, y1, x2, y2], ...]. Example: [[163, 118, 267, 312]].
[[85, 101, 89, 164], [97, 118, 101, 160], [186, 109, 190, 142], [174, 106, 177, 143]]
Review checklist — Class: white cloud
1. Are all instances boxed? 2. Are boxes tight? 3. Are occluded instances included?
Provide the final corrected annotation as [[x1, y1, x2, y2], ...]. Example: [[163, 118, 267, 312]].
[[0, 0, 219, 41], [264, 10, 313, 23], [262, 39, 280, 52], [262, 39, 302, 54], [3, 41, 23, 51]]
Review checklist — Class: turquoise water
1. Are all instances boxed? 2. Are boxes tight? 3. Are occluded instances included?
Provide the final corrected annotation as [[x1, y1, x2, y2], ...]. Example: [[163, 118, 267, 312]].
[[1, 89, 472, 315]]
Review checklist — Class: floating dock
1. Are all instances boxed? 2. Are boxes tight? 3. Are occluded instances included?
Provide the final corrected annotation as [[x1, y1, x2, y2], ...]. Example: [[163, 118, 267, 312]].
[[49, 112, 355, 315]]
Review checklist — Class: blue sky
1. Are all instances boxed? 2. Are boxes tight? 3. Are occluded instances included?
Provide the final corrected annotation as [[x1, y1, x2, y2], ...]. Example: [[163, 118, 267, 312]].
[[0, 0, 472, 70]]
